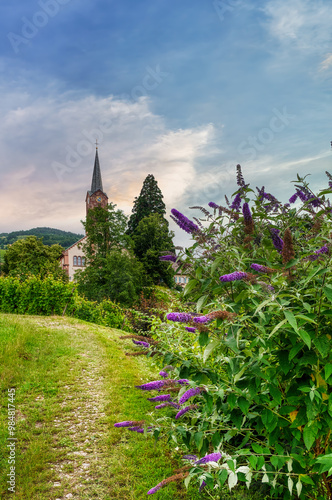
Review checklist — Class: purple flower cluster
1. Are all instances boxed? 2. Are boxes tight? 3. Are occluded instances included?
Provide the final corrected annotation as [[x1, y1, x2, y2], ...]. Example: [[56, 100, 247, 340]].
[[159, 370, 169, 378], [175, 406, 194, 419], [185, 326, 197, 333], [147, 394, 171, 402], [159, 255, 177, 262], [182, 454, 198, 461], [193, 315, 209, 324], [195, 453, 222, 465], [155, 402, 180, 409], [289, 193, 298, 204], [230, 193, 242, 211], [114, 421, 142, 428], [135, 380, 166, 391], [270, 228, 283, 253], [251, 263, 269, 273], [171, 208, 199, 234], [199, 480, 207, 492], [147, 484, 162, 495], [219, 271, 247, 282], [167, 312, 192, 323], [208, 201, 219, 209], [309, 244, 329, 261], [179, 387, 201, 405], [132, 340, 150, 349], [128, 426, 154, 433], [242, 202, 252, 222]]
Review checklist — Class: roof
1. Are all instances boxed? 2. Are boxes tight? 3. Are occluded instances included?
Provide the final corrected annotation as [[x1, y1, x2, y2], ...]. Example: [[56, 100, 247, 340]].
[[90, 148, 103, 194]]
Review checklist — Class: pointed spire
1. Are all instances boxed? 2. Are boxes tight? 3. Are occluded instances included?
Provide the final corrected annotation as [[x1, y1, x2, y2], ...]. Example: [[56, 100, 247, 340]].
[[91, 146, 103, 194]]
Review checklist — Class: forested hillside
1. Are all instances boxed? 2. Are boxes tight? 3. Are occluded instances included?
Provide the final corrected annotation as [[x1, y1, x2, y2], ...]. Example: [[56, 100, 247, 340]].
[[0, 227, 83, 249]]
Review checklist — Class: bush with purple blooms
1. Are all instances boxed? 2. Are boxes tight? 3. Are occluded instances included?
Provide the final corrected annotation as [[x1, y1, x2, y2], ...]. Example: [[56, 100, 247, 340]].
[[115, 167, 332, 499]]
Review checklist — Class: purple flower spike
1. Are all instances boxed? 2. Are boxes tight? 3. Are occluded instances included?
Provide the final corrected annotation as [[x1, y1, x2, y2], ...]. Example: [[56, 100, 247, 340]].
[[289, 193, 298, 204], [159, 370, 169, 378], [242, 202, 252, 222], [195, 453, 222, 465], [309, 244, 329, 261], [147, 484, 162, 495], [208, 201, 219, 209], [179, 387, 201, 405], [199, 480, 207, 492], [135, 380, 166, 391], [159, 255, 177, 262], [167, 312, 192, 323], [128, 426, 154, 433], [193, 315, 209, 324], [185, 327, 197, 333], [270, 228, 283, 253], [114, 421, 142, 428], [251, 263, 268, 273], [147, 394, 171, 402], [171, 208, 199, 234], [230, 193, 242, 211], [177, 379, 190, 385], [175, 406, 193, 419], [183, 454, 198, 461], [219, 271, 247, 282], [155, 403, 170, 409], [132, 340, 150, 348]]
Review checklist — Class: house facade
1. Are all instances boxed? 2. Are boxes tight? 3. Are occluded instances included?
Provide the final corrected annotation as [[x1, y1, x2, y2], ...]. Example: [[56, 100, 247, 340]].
[[60, 147, 108, 281]]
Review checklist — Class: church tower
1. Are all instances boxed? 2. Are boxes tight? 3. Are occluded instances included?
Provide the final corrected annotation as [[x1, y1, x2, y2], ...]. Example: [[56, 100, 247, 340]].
[[85, 145, 108, 214]]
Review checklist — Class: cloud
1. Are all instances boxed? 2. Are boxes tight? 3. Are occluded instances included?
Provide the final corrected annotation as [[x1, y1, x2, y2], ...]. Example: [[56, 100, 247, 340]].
[[0, 91, 215, 234], [263, 0, 332, 52], [320, 53, 332, 71]]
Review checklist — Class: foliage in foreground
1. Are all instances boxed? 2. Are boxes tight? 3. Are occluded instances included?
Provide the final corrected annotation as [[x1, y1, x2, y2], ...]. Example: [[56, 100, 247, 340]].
[[115, 167, 332, 499]]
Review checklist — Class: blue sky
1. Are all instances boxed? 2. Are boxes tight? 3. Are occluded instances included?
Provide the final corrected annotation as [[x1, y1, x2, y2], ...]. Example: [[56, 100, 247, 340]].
[[1, 0, 332, 245]]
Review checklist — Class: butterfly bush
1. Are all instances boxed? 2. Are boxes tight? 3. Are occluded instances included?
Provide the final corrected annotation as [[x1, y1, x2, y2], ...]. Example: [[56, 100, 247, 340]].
[[116, 168, 332, 498]]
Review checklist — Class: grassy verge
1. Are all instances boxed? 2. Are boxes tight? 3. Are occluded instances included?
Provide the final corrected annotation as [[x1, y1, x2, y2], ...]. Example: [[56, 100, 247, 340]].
[[0, 314, 205, 499]]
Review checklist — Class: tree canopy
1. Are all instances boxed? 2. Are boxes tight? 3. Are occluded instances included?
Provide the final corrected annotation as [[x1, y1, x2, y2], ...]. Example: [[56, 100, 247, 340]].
[[127, 174, 167, 235]]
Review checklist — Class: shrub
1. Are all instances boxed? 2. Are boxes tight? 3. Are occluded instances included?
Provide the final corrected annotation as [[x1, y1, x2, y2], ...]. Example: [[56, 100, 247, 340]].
[[115, 168, 332, 499]]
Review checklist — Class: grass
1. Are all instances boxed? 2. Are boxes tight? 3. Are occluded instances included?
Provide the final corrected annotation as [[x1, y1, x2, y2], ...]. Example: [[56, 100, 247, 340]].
[[0, 313, 270, 499]]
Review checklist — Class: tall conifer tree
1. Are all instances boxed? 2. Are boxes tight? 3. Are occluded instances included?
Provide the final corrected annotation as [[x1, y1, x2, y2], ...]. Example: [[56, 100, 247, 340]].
[[127, 174, 167, 235]]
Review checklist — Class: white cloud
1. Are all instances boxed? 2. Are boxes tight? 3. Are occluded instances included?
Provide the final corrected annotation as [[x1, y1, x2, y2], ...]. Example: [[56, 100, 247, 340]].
[[0, 92, 215, 235], [320, 53, 332, 71], [263, 0, 332, 52]]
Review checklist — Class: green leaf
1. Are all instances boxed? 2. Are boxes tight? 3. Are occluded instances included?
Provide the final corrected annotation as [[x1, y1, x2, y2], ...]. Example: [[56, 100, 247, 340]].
[[183, 278, 199, 296], [313, 336, 330, 358], [268, 318, 288, 339], [210, 257, 223, 276], [218, 468, 228, 485], [295, 314, 317, 325], [199, 331, 209, 347], [298, 329, 312, 349], [284, 310, 298, 332], [303, 422, 317, 450], [269, 385, 282, 405], [299, 475, 315, 485], [238, 397, 250, 415], [325, 364, 332, 381], [324, 286, 332, 303], [196, 294, 208, 313], [194, 431, 203, 451], [252, 443, 264, 454], [203, 340, 220, 363], [254, 298, 273, 316]]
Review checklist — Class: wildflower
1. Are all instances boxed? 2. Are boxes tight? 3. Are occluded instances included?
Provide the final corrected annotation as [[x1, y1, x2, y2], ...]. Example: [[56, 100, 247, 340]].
[[179, 387, 201, 405], [242, 202, 254, 236], [195, 453, 222, 465], [175, 404, 198, 419], [308, 244, 329, 261], [155, 402, 180, 409], [159, 255, 177, 262], [230, 193, 242, 211], [208, 201, 219, 209], [166, 312, 192, 323], [159, 370, 169, 378], [114, 420, 144, 428], [135, 380, 166, 391], [185, 326, 197, 333], [242, 202, 252, 222], [282, 228, 295, 264], [193, 315, 209, 324], [182, 454, 197, 461], [132, 340, 150, 349], [219, 271, 247, 282], [177, 379, 190, 385], [199, 480, 207, 492], [270, 228, 283, 253], [236, 164, 246, 187], [171, 209, 199, 234], [289, 193, 298, 204], [128, 426, 154, 433], [147, 394, 171, 402], [250, 263, 275, 273], [147, 473, 189, 495]]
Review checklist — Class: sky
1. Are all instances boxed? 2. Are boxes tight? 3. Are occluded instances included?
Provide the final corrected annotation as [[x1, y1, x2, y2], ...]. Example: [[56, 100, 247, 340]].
[[1, 0, 332, 245]]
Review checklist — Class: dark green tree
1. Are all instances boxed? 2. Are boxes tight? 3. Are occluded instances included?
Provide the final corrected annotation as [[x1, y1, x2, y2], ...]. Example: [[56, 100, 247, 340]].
[[77, 203, 145, 305], [2, 236, 66, 280], [127, 174, 167, 235], [132, 213, 175, 287]]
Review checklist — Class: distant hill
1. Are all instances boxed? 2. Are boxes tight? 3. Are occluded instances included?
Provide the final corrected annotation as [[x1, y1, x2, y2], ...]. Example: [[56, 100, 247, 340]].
[[0, 227, 84, 250]]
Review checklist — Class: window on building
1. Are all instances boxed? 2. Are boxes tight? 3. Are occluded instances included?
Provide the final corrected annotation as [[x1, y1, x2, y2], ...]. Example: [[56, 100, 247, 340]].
[[77, 256, 82, 266], [174, 276, 177, 283], [82, 257, 86, 266], [73, 256, 77, 266]]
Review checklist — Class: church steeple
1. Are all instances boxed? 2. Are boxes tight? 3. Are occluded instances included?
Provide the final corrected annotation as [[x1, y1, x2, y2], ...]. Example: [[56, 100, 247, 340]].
[[90, 147, 103, 194], [86, 145, 108, 215]]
